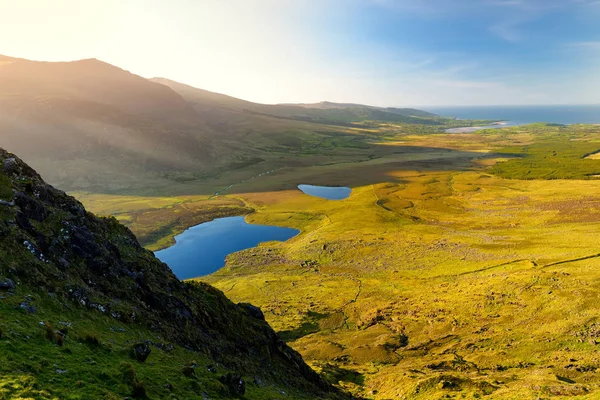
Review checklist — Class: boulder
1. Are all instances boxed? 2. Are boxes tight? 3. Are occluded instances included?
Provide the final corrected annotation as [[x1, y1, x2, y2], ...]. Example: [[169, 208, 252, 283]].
[[3, 158, 17, 174], [220, 373, 246, 396], [131, 342, 151, 363], [19, 301, 37, 314], [0, 279, 15, 290]]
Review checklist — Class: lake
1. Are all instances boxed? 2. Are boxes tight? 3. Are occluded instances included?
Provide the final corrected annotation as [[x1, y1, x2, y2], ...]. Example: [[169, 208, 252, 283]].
[[298, 184, 351, 200], [154, 216, 299, 279]]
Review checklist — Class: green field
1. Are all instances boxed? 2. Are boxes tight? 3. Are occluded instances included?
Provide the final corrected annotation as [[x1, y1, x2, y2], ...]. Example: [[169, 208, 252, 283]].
[[77, 122, 600, 399]]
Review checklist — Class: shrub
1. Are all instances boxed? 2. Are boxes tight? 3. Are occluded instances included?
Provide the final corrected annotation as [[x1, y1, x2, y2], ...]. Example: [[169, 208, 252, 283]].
[[44, 322, 55, 342], [83, 334, 100, 346], [119, 362, 147, 398], [119, 362, 137, 384], [132, 380, 147, 398], [182, 365, 196, 378]]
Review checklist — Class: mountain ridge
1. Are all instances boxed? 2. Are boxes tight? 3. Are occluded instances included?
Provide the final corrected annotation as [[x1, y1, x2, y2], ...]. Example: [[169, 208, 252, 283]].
[[0, 55, 443, 194], [151, 77, 441, 125]]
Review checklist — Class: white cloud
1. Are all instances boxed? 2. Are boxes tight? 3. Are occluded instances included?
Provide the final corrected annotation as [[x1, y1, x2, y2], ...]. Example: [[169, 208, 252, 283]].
[[566, 41, 600, 49]]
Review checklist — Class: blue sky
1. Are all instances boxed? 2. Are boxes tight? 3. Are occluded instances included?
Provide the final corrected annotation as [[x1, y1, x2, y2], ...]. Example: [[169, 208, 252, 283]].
[[1, 0, 600, 106]]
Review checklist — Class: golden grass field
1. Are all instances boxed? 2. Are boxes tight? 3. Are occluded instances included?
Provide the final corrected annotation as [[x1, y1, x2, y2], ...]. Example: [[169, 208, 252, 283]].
[[77, 123, 600, 399]]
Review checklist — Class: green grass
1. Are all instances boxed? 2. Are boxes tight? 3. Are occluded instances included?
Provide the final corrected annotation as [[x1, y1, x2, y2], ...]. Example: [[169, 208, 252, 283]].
[[76, 123, 600, 399], [0, 287, 324, 400], [0, 172, 12, 200], [490, 127, 600, 179], [0, 148, 354, 400]]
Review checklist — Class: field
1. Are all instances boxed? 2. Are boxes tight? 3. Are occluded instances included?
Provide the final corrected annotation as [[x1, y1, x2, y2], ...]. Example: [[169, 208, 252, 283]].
[[77, 122, 600, 399]]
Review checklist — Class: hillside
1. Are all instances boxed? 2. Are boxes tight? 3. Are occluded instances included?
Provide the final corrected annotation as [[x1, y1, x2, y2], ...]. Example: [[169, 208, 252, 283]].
[[0, 147, 351, 399], [152, 78, 442, 125], [281, 101, 438, 118], [0, 55, 443, 194], [83, 123, 600, 398], [0, 56, 232, 193], [0, 57, 197, 121]]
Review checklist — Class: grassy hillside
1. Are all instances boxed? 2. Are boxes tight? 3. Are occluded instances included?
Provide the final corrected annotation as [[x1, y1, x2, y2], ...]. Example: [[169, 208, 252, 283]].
[[0, 58, 197, 121], [153, 78, 444, 125], [0, 56, 450, 194], [0, 148, 350, 399], [80, 123, 600, 399], [489, 124, 600, 179]]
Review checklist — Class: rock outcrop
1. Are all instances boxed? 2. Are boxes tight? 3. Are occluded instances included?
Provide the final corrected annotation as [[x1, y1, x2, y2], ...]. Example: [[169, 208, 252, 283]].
[[0, 147, 350, 399]]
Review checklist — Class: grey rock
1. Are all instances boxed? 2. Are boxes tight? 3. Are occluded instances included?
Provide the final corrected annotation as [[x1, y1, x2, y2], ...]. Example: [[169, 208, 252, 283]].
[[219, 373, 246, 396], [58, 258, 70, 269], [0, 279, 15, 290], [19, 301, 37, 314], [3, 158, 17, 174], [131, 342, 151, 362]]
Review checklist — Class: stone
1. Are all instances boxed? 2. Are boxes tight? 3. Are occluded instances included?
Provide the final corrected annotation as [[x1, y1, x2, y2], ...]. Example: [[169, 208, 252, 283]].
[[131, 342, 151, 363], [3, 158, 17, 174], [219, 373, 246, 396], [0, 279, 15, 290], [19, 301, 37, 314]]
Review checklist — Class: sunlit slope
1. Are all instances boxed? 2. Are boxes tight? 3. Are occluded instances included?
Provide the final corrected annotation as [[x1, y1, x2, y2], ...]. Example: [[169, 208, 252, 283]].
[[153, 78, 442, 125], [0, 56, 225, 192], [195, 124, 600, 399], [0, 55, 443, 194], [77, 123, 600, 398], [203, 175, 600, 399]]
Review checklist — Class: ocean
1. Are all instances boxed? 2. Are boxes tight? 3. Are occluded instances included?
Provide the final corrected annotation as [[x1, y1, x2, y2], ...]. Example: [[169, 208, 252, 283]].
[[424, 105, 600, 125]]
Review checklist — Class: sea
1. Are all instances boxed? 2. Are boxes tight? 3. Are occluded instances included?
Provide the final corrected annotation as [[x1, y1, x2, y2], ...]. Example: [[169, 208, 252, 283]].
[[424, 105, 600, 125]]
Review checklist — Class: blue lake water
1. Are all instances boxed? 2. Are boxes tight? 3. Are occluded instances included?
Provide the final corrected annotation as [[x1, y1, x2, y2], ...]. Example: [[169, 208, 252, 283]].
[[425, 105, 600, 125], [298, 184, 351, 200], [154, 216, 299, 279]]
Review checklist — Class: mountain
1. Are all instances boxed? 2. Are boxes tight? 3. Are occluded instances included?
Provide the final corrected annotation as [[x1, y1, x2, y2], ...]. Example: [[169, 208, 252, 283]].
[[152, 78, 442, 125], [0, 56, 244, 192], [151, 77, 256, 111], [0, 57, 197, 121], [282, 101, 438, 118], [0, 147, 351, 399], [0, 55, 441, 194]]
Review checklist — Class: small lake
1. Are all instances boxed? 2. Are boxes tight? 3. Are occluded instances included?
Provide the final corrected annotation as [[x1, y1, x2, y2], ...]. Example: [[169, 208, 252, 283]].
[[298, 184, 351, 200], [154, 216, 299, 279]]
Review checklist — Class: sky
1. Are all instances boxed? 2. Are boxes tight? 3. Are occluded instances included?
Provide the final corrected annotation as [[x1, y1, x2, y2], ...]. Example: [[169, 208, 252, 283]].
[[1, 0, 600, 106]]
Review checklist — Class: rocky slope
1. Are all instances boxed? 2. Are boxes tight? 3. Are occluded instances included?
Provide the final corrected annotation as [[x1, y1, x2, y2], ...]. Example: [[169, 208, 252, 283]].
[[0, 148, 351, 399]]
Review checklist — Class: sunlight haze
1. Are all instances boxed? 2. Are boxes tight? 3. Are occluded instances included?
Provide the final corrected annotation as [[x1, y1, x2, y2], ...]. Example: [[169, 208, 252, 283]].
[[1, 0, 599, 106], [5, 2, 600, 399]]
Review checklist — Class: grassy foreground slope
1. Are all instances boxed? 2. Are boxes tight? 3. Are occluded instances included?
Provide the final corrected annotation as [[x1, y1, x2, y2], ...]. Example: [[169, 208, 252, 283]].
[[0, 148, 350, 399], [80, 123, 600, 399]]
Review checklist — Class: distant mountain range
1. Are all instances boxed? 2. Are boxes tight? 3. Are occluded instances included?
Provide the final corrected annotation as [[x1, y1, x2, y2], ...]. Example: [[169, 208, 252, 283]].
[[152, 77, 438, 125], [0, 55, 441, 193]]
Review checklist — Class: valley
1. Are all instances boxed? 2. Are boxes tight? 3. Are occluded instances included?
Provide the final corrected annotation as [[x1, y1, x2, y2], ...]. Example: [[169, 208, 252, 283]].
[[4, 1, 600, 398], [77, 122, 600, 398], [4, 55, 600, 399]]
